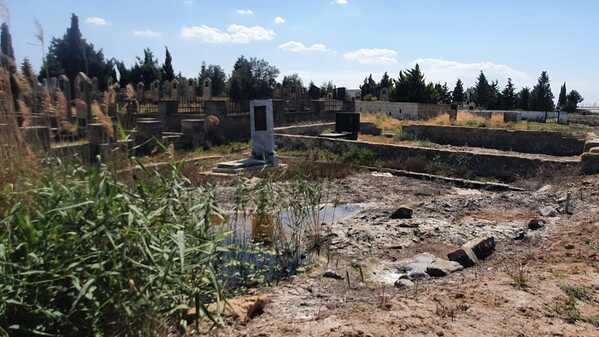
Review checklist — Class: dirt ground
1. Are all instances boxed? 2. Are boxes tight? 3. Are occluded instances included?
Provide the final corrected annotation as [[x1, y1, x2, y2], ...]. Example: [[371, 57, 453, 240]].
[[204, 170, 599, 337]]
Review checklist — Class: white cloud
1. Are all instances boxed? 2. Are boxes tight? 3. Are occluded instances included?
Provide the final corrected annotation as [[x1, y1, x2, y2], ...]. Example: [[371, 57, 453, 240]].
[[85, 17, 108, 26], [344, 48, 398, 65], [181, 24, 275, 43], [132, 29, 162, 39], [335, 0, 349, 5], [279, 41, 329, 53], [274, 16, 285, 24], [412, 58, 530, 87], [236, 9, 254, 15]]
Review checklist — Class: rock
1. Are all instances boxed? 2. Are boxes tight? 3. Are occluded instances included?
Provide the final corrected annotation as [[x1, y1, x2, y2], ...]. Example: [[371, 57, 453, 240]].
[[528, 218, 546, 230], [539, 206, 558, 217], [513, 229, 527, 240], [394, 279, 415, 289], [448, 237, 496, 268], [565, 244, 575, 250], [391, 206, 413, 219], [323, 270, 344, 280], [426, 260, 464, 277], [590, 147, 599, 154], [398, 221, 419, 228]]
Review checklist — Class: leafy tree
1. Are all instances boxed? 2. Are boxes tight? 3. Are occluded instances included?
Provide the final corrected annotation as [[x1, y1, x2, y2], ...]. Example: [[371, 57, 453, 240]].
[[563, 90, 583, 113], [129, 49, 161, 87], [392, 64, 427, 103], [308, 82, 320, 99], [452, 79, 465, 104], [517, 87, 531, 110], [557, 82, 567, 110], [434, 82, 451, 104], [529, 71, 555, 111], [501, 78, 516, 110], [228, 56, 279, 101], [1, 22, 14, 60], [21, 58, 37, 86], [281, 73, 304, 95], [473, 71, 491, 108], [198, 62, 226, 96], [379, 72, 393, 94], [161, 47, 175, 82], [321, 81, 336, 97], [360, 74, 377, 99], [39, 14, 113, 91]]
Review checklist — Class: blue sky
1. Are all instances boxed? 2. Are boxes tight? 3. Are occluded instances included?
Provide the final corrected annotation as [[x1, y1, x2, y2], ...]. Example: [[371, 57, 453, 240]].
[[7, 0, 599, 104]]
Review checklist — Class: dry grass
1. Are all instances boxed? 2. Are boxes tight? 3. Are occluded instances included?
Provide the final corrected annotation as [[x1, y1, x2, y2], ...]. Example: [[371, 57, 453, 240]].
[[91, 100, 114, 138]]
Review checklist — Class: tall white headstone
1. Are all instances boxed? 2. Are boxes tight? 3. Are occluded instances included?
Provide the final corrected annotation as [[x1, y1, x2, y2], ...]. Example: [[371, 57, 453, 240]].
[[250, 99, 276, 163]]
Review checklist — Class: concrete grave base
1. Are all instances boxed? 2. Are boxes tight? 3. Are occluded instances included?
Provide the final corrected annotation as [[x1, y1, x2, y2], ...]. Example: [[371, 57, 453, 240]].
[[213, 158, 283, 174]]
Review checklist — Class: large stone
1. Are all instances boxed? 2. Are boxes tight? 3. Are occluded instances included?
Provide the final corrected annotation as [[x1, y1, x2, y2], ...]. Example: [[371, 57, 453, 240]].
[[539, 206, 558, 217], [323, 270, 344, 280], [391, 206, 414, 220], [448, 237, 496, 268], [426, 259, 464, 277], [590, 147, 599, 154], [394, 279, 415, 289], [528, 218, 546, 230]]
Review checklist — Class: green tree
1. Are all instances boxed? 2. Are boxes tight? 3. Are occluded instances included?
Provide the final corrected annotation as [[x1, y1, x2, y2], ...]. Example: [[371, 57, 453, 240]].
[[557, 82, 567, 110], [198, 62, 226, 96], [501, 78, 516, 110], [452, 79, 465, 104], [228, 55, 279, 101], [1, 22, 14, 60], [379, 72, 393, 93], [281, 73, 304, 95], [161, 47, 175, 82], [473, 71, 491, 108], [21, 58, 37, 86], [517, 87, 531, 110], [392, 64, 427, 103], [529, 71, 555, 111], [129, 49, 161, 87], [39, 14, 113, 91], [308, 81, 320, 99], [360, 74, 377, 99], [563, 90, 583, 113]]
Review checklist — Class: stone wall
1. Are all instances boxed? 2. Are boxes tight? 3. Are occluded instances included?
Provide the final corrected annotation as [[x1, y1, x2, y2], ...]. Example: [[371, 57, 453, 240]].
[[275, 134, 580, 179], [401, 125, 586, 156], [569, 114, 599, 126], [355, 101, 453, 120]]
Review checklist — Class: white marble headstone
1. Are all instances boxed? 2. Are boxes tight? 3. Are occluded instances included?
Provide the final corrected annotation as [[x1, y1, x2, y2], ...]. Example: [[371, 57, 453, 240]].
[[250, 99, 276, 163]]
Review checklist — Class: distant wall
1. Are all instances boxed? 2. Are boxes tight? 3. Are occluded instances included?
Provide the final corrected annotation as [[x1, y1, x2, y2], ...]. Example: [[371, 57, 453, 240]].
[[355, 101, 453, 120], [569, 114, 599, 126], [402, 125, 586, 156], [275, 134, 580, 179]]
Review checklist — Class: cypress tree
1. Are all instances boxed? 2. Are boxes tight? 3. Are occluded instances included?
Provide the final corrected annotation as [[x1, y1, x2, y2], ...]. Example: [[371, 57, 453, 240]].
[[452, 79, 465, 104], [529, 71, 555, 111], [501, 78, 516, 110], [21, 58, 37, 86], [517, 87, 531, 110], [162, 47, 175, 82], [474, 71, 491, 108], [557, 82, 567, 110], [1, 22, 14, 60]]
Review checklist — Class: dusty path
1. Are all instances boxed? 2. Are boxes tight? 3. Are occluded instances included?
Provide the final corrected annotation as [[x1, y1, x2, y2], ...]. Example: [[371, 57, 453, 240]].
[[208, 173, 599, 337]]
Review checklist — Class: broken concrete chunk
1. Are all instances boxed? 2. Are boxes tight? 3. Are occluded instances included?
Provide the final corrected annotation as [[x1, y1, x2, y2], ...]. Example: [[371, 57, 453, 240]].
[[539, 206, 558, 217], [528, 218, 546, 230], [448, 236, 496, 268], [394, 279, 415, 289], [391, 206, 413, 219], [426, 260, 464, 277], [447, 247, 479, 268]]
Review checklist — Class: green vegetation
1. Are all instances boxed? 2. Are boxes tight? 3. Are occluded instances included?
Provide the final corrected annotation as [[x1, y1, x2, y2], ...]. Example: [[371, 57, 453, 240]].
[[556, 283, 598, 327], [0, 156, 333, 336]]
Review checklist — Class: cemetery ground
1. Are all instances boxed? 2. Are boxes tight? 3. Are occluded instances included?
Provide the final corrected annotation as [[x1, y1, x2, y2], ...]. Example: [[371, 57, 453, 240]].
[[207, 162, 599, 337], [3, 116, 599, 337]]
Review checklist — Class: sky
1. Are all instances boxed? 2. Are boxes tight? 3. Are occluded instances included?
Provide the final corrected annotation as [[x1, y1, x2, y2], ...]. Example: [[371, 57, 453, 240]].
[[6, 0, 599, 105]]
